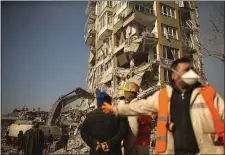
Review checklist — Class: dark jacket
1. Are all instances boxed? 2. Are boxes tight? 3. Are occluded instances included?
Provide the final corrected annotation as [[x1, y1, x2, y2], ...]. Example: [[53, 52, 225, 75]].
[[170, 82, 202, 154], [80, 108, 129, 155], [17, 132, 24, 148], [23, 128, 45, 155], [62, 133, 69, 144]]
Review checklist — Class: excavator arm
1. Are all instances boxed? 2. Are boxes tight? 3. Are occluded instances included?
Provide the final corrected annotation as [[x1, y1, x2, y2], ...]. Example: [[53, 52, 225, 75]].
[[46, 88, 96, 126]]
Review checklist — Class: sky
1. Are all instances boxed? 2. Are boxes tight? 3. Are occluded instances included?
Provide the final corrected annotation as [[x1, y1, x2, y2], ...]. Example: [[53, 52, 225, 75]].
[[1, 1, 224, 114]]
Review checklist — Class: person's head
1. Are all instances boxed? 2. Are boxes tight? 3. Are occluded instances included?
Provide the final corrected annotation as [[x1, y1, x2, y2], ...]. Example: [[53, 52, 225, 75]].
[[118, 90, 126, 105], [19, 130, 23, 134], [48, 130, 51, 133], [96, 92, 112, 108], [171, 57, 200, 90], [123, 82, 139, 102]]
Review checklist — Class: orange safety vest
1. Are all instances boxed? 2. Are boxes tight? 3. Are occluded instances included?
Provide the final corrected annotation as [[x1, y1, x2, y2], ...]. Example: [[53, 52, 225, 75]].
[[135, 115, 152, 146], [155, 85, 224, 153]]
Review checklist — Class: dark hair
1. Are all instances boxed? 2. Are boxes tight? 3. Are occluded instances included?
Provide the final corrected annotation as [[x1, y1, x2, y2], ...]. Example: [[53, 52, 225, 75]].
[[118, 96, 125, 100], [124, 91, 137, 102], [171, 57, 192, 71]]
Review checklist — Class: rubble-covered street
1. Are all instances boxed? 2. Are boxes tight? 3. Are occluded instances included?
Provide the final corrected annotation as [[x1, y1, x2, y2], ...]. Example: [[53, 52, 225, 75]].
[[51, 135, 89, 155], [1, 140, 17, 155], [2, 1, 224, 155]]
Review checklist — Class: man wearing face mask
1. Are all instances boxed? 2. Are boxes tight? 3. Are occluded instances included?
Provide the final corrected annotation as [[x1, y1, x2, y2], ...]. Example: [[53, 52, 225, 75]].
[[102, 57, 224, 155]]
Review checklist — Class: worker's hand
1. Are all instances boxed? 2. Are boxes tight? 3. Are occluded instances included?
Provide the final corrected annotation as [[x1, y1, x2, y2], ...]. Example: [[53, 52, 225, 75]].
[[102, 102, 113, 113], [101, 142, 110, 152], [95, 141, 101, 151]]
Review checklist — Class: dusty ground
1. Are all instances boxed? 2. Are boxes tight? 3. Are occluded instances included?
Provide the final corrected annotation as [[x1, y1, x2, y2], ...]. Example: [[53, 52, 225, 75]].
[[51, 134, 89, 155], [1, 140, 18, 155]]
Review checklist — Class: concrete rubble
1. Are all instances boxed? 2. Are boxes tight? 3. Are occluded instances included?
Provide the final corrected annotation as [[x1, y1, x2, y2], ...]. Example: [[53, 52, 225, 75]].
[[51, 99, 94, 155], [1, 136, 18, 155], [1, 1, 207, 155]]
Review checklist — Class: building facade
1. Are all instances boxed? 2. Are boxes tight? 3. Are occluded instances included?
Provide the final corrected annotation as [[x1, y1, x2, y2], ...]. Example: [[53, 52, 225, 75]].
[[84, 1, 204, 99], [84, 1, 204, 153]]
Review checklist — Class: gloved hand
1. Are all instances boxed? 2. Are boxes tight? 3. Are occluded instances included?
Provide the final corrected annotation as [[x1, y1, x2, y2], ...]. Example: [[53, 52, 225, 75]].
[[101, 142, 110, 152], [102, 102, 113, 113], [95, 141, 101, 151]]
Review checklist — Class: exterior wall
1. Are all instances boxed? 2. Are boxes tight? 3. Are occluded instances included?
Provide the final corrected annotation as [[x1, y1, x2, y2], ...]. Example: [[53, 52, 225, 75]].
[[84, 1, 203, 153], [84, 1, 203, 95]]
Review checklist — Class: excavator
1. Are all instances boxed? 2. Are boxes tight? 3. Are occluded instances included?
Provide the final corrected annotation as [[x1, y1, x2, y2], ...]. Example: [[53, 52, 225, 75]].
[[8, 87, 98, 152]]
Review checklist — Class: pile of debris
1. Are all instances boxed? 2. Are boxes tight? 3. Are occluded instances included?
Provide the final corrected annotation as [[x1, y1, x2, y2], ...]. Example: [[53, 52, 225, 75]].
[[51, 134, 89, 155], [1, 145, 17, 155], [1, 137, 17, 155], [52, 99, 95, 154], [53, 98, 157, 155]]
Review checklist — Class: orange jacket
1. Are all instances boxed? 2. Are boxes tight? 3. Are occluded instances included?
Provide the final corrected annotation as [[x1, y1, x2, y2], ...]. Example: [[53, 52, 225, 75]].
[[156, 85, 224, 153], [135, 115, 152, 146]]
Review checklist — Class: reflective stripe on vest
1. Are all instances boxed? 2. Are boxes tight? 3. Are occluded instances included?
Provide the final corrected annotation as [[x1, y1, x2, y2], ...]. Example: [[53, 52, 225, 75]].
[[199, 85, 224, 141], [157, 116, 168, 121], [155, 88, 169, 153], [156, 85, 225, 153]]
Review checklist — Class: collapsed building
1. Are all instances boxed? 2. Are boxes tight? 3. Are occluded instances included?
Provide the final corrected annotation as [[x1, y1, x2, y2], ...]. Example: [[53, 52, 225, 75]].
[[1, 107, 48, 136], [84, 1, 205, 154], [1, 2, 207, 155], [1, 107, 49, 154], [1, 89, 94, 154], [85, 1, 205, 98]]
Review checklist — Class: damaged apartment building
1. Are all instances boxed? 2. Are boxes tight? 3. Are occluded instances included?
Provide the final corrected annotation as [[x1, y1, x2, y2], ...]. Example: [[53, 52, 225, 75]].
[[84, 1, 205, 101]]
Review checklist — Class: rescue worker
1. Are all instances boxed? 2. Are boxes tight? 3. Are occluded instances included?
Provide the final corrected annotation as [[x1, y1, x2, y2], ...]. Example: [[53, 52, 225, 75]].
[[118, 90, 126, 105], [117, 89, 126, 154], [102, 57, 224, 154], [23, 122, 45, 155], [122, 82, 152, 155], [17, 130, 24, 155], [6, 129, 10, 145], [45, 130, 53, 154], [80, 92, 128, 155], [62, 130, 69, 152]]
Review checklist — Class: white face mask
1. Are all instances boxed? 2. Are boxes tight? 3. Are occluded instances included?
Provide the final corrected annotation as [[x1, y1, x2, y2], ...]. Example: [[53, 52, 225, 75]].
[[181, 69, 200, 85], [118, 100, 126, 105], [171, 68, 200, 85]]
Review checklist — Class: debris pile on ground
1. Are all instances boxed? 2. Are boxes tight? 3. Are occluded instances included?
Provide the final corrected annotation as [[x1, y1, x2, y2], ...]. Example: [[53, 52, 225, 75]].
[[51, 135, 89, 155], [67, 134, 89, 154], [51, 100, 94, 154], [51, 98, 158, 155], [1, 143, 17, 155]]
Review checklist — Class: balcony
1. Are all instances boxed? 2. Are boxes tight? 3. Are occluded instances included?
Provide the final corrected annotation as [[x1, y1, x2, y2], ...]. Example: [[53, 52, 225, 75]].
[[101, 67, 113, 84], [85, 1, 97, 20], [98, 1, 113, 16], [179, 1, 195, 12], [182, 39, 197, 56], [180, 22, 191, 33], [98, 12, 113, 40], [84, 23, 96, 46], [119, 2, 156, 27], [142, 31, 158, 45], [98, 25, 113, 40]]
